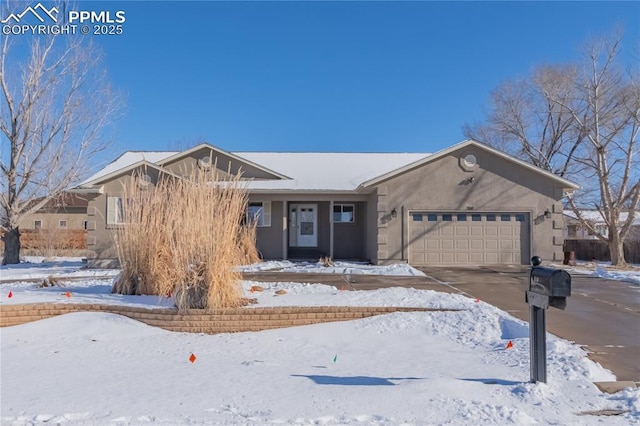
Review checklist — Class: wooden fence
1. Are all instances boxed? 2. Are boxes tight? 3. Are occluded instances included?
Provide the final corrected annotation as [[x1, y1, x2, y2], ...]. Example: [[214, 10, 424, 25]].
[[563, 239, 640, 264], [0, 229, 87, 256]]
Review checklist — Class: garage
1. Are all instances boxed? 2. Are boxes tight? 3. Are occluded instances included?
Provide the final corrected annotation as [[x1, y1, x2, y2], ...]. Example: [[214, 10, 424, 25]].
[[409, 212, 530, 265]]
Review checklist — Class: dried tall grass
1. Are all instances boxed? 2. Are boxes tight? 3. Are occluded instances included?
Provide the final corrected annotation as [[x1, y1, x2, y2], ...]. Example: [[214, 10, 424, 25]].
[[112, 167, 255, 310], [237, 223, 261, 265]]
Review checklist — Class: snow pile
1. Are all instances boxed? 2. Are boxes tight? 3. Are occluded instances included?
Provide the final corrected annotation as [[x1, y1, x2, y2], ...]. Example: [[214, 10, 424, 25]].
[[1, 279, 638, 424], [592, 266, 640, 285], [0, 256, 118, 282], [238, 260, 426, 277]]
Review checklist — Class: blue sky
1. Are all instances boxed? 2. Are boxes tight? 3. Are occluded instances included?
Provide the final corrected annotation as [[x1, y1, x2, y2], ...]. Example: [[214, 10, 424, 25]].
[[64, 1, 640, 159]]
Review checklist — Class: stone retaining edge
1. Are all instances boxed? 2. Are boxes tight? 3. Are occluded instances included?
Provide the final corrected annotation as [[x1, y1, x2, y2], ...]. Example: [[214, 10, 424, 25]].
[[1, 303, 458, 334]]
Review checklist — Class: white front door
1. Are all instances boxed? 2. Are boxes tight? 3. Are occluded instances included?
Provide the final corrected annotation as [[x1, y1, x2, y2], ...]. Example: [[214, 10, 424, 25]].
[[289, 204, 318, 247]]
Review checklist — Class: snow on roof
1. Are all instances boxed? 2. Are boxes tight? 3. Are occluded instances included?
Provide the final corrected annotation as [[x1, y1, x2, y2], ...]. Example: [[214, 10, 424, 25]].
[[564, 210, 640, 225], [235, 152, 429, 191], [80, 150, 430, 191], [80, 151, 177, 185]]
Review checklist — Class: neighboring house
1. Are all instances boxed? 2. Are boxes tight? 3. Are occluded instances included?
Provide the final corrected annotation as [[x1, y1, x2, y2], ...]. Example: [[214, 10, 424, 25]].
[[563, 210, 640, 241], [69, 140, 579, 268], [19, 193, 89, 231]]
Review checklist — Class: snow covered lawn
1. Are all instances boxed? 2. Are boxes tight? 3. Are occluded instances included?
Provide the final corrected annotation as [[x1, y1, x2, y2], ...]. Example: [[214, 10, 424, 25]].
[[1, 259, 639, 424]]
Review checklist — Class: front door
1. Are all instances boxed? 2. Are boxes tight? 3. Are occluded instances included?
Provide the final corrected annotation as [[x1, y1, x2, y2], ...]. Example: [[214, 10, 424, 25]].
[[289, 204, 318, 247]]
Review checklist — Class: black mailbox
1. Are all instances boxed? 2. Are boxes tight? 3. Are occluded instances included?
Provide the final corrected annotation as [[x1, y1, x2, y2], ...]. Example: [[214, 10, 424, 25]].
[[529, 267, 571, 298], [526, 256, 572, 384]]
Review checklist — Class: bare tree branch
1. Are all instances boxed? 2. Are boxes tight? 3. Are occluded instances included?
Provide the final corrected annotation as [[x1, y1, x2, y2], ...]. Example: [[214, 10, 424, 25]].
[[1, 1, 122, 264]]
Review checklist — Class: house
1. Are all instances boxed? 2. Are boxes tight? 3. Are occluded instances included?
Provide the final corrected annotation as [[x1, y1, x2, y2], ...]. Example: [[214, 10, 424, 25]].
[[69, 139, 579, 268], [563, 210, 640, 240], [14, 193, 89, 255], [18, 193, 89, 231]]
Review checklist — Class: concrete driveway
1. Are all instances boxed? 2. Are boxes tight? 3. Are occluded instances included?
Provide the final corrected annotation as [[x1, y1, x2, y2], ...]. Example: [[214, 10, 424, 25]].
[[416, 265, 640, 383], [243, 265, 640, 382]]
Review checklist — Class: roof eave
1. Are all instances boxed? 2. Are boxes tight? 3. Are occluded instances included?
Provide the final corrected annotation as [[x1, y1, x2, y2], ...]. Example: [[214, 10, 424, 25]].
[[155, 142, 292, 180], [360, 139, 580, 190]]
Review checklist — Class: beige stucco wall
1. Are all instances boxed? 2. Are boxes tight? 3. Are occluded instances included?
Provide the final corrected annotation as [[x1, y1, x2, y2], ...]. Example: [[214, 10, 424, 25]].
[[162, 147, 278, 180], [247, 194, 370, 261], [19, 209, 86, 230], [374, 146, 566, 265]]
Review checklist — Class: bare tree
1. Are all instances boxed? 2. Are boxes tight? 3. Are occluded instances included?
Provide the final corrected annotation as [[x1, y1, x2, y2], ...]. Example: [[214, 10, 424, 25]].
[[463, 65, 586, 177], [465, 33, 640, 267], [1, 6, 120, 264]]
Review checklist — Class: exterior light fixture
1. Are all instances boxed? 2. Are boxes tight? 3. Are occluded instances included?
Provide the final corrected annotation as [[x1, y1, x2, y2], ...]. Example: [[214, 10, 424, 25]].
[[467, 177, 475, 183], [544, 209, 552, 219], [391, 208, 398, 219]]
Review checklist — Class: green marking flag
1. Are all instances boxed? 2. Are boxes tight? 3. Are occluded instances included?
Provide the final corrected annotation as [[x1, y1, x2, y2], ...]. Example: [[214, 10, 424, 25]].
[[333, 355, 337, 363]]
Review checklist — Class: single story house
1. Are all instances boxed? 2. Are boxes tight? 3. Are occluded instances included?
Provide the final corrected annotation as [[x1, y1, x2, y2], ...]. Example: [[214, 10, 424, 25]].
[[18, 193, 89, 231], [563, 210, 640, 240], [70, 139, 579, 268]]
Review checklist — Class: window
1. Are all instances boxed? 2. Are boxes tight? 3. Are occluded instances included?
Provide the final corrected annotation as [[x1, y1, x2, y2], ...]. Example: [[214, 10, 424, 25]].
[[333, 204, 355, 223], [442, 214, 452, 221], [34, 220, 42, 230], [515, 214, 526, 222], [501, 214, 511, 221], [59, 220, 67, 229], [457, 214, 467, 221], [247, 201, 271, 227], [486, 214, 496, 222], [427, 214, 438, 221], [472, 214, 481, 222], [412, 213, 423, 222], [107, 196, 125, 225]]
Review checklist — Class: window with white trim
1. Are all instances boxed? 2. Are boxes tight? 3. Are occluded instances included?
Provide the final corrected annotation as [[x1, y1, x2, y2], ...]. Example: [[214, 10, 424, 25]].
[[59, 220, 67, 229], [107, 196, 126, 225], [34, 220, 42, 230], [333, 204, 355, 223], [247, 201, 271, 227]]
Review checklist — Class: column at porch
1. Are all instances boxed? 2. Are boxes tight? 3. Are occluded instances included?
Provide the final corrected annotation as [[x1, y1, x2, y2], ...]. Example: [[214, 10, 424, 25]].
[[329, 200, 334, 259], [282, 200, 288, 260]]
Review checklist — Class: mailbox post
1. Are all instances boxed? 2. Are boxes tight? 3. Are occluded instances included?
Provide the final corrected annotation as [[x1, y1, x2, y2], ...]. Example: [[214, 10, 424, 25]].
[[526, 256, 571, 383]]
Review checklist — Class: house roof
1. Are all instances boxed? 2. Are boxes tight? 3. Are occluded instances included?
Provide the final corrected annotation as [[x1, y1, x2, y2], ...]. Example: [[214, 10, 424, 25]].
[[156, 143, 291, 180], [235, 152, 429, 191], [80, 151, 177, 186], [359, 139, 580, 191], [76, 140, 579, 193], [27, 192, 88, 211], [563, 210, 640, 226], [79, 149, 429, 192]]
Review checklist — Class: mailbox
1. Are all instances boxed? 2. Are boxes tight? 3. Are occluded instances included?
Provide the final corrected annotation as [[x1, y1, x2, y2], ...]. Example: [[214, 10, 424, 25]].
[[526, 256, 572, 383], [530, 267, 571, 298], [526, 256, 571, 310]]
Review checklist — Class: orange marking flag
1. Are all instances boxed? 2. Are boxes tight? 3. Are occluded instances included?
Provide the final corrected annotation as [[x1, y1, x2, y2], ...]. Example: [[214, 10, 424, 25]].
[[505, 341, 514, 350], [65, 291, 71, 298], [189, 353, 197, 363]]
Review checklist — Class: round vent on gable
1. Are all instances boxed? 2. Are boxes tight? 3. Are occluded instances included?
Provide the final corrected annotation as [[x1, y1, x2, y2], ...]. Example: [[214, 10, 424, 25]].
[[459, 153, 478, 172], [463, 154, 477, 168], [198, 155, 212, 170], [137, 174, 153, 188]]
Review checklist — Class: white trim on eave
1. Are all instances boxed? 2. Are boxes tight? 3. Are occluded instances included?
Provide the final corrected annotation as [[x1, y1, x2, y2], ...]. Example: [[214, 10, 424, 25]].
[[357, 139, 580, 191], [77, 160, 182, 187], [155, 142, 292, 180]]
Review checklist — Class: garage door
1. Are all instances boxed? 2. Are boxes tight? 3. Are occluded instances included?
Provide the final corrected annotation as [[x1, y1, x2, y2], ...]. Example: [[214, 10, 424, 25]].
[[409, 212, 530, 265]]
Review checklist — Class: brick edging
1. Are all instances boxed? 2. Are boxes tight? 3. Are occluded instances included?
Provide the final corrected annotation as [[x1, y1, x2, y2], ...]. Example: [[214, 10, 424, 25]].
[[0, 303, 458, 334]]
